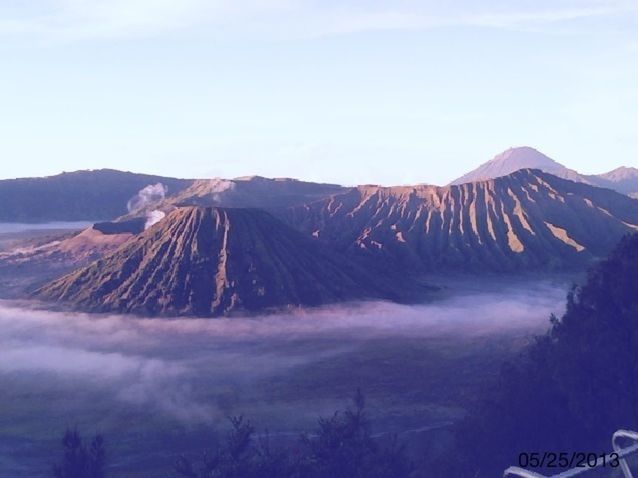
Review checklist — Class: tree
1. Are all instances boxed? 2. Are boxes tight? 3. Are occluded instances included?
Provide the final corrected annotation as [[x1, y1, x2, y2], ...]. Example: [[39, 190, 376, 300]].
[[298, 389, 412, 478], [52, 428, 106, 478], [175, 389, 412, 478], [452, 234, 638, 477], [175, 415, 293, 478]]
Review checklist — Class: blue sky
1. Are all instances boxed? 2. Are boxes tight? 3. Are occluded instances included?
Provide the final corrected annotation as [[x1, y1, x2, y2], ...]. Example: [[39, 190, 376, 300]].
[[0, 1, 637, 185]]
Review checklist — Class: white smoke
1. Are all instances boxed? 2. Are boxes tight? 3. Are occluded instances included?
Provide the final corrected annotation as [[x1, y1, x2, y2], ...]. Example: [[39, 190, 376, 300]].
[[145, 210, 166, 229], [127, 183, 168, 213]]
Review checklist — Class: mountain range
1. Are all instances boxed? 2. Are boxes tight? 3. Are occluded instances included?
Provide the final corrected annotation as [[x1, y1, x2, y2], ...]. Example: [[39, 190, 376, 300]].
[[3, 146, 638, 316], [283, 169, 638, 271], [1, 147, 635, 223]]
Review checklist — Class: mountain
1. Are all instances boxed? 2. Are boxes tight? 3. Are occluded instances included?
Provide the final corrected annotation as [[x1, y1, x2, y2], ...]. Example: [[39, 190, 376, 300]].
[[283, 169, 638, 272], [450, 147, 587, 185], [592, 166, 638, 198], [450, 146, 638, 197], [0, 175, 349, 287], [36, 206, 424, 316], [597, 166, 638, 183], [0, 169, 193, 222]]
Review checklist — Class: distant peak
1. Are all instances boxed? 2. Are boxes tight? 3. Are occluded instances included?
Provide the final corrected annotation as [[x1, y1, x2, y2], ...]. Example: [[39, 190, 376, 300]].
[[597, 166, 638, 182], [501, 145, 541, 154], [450, 146, 575, 185], [489, 146, 556, 165], [603, 166, 638, 175]]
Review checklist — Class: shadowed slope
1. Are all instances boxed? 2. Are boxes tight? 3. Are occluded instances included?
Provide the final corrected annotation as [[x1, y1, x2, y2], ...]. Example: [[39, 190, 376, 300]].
[[37, 207, 424, 316], [283, 169, 638, 271]]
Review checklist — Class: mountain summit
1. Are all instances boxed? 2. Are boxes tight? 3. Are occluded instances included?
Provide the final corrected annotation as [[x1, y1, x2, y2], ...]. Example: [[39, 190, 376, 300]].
[[451, 147, 638, 197], [598, 166, 638, 182], [450, 147, 585, 185], [595, 167, 638, 197]]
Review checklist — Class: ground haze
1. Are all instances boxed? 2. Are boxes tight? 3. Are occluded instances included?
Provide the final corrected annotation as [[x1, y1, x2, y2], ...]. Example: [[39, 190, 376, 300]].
[[0, 277, 568, 476]]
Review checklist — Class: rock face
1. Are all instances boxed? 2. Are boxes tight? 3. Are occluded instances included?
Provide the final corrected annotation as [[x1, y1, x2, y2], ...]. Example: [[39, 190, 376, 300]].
[[37, 207, 422, 316], [283, 169, 638, 271]]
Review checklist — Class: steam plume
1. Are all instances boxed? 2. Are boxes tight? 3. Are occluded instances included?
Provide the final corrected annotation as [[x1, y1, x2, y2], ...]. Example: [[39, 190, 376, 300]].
[[126, 183, 168, 213], [145, 210, 166, 229], [127, 183, 169, 230]]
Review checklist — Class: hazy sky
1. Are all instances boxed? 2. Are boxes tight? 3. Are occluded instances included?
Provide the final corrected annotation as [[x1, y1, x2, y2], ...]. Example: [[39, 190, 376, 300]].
[[1, 0, 637, 185]]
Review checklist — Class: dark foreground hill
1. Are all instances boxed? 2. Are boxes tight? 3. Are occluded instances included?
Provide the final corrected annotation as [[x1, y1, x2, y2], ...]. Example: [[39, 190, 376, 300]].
[[283, 169, 638, 271], [0, 169, 193, 222], [37, 206, 425, 316]]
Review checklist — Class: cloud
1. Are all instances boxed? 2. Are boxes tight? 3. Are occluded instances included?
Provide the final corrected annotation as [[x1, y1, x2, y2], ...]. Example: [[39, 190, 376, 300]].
[[0, 341, 212, 420], [0, 278, 568, 414], [1, 0, 636, 41]]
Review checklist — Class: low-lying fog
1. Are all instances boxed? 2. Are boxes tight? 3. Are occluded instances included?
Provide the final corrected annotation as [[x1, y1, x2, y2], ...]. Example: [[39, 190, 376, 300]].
[[0, 278, 570, 477]]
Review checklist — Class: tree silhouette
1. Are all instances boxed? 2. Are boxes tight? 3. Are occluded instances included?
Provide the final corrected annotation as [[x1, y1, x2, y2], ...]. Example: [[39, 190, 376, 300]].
[[175, 389, 412, 478], [52, 428, 106, 478], [452, 234, 638, 477]]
